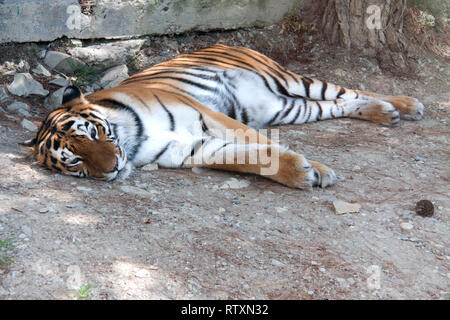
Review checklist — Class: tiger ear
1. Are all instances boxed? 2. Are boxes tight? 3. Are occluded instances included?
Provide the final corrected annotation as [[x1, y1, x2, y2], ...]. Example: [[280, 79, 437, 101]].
[[19, 137, 37, 153], [62, 85, 84, 104]]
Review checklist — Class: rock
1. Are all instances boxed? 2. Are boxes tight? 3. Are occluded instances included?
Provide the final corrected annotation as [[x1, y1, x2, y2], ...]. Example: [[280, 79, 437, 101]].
[[39, 208, 49, 214], [44, 87, 66, 110], [7, 73, 49, 97], [49, 76, 70, 87], [400, 222, 414, 231], [18, 59, 30, 72], [0, 88, 11, 104], [32, 63, 52, 77], [6, 101, 29, 112], [333, 200, 361, 215], [141, 163, 159, 171], [68, 39, 146, 70], [352, 165, 361, 172], [219, 178, 250, 189], [135, 269, 150, 278], [21, 119, 38, 132], [99, 65, 129, 89], [271, 259, 284, 267], [43, 51, 86, 75], [17, 108, 32, 117], [76, 186, 93, 193]]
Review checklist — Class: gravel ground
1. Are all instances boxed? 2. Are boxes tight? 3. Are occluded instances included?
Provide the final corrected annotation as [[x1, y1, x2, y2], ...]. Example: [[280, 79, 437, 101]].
[[0, 27, 449, 300]]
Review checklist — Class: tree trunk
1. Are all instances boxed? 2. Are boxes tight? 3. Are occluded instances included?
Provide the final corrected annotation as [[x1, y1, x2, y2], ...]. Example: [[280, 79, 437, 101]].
[[319, 0, 409, 71]]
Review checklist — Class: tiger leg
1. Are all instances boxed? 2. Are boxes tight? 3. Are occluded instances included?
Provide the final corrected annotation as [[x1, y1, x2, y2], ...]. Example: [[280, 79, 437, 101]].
[[278, 73, 424, 121], [270, 97, 401, 127], [184, 139, 336, 189], [181, 105, 336, 188]]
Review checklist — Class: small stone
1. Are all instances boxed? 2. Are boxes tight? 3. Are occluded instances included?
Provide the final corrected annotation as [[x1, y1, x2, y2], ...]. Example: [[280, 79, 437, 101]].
[[76, 186, 92, 193], [135, 269, 150, 278], [192, 167, 214, 174], [99, 65, 129, 89], [44, 51, 86, 74], [415, 199, 434, 217], [39, 208, 49, 214], [0, 88, 10, 104], [351, 165, 361, 172], [141, 163, 159, 171], [7, 73, 49, 97], [275, 207, 288, 213], [400, 222, 414, 231], [347, 278, 355, 285], [271, 259, 284, 267], [17, 108, 32, 117], [319, 267, 326, 273], [21, 119, 38, 132], [220, 178, 250, 189], [333, 200, 361, 215], [231, 199, 240, 205], [32, 63, 52, 77], [18, 59, 30, 72], [44, 87, 66, 110], [6, 101, 29, 112], [49, 76, 70, 87]]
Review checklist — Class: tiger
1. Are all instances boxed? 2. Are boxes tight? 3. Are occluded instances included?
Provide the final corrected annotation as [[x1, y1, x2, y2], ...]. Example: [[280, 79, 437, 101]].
[[20, 44, 424, 189]]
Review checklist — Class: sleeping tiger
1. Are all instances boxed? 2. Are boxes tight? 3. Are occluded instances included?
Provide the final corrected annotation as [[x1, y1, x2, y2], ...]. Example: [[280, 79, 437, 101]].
[[20, 45, 424, 189]]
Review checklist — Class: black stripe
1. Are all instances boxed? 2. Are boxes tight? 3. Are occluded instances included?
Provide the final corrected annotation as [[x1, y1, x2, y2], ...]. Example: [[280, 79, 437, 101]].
[[279, 99, 295, 121], [151, 143, 170, 163], [97, 99, 144, 161], [122, 69, 216, 85], [290, 103, 302, 124], [337, 88, 346, 98], [267, 110, 282, 126], [317, 102, 323, 120], [153, 94, 175, 131], [301, 77, 313, 98], [207, 47, 290, 86], [321, 82, 328, 100], [304, 103, 312, 123], [241, 107, 249, 125], [210, 142, 232, 159], [127, 75, 216, 92]]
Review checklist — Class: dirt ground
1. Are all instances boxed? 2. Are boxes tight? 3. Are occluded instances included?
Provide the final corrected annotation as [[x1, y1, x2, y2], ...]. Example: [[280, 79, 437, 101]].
[[0, 24, 449, 300]]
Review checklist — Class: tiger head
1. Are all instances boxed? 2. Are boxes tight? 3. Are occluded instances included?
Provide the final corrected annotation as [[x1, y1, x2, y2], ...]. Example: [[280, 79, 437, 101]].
[[19, 86, 127, 180]]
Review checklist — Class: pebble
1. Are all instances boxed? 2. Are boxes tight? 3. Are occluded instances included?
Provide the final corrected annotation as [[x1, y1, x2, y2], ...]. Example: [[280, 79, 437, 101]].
[[135, 269, 150, 278], [7, 73, 49, 97], [271, 259, 284, 267], [351, 165, 361, 172], [332, 200, 361, 215], [400, 222, 414, 231], [0, 88, 11, 104], [319, 267, 326, 273], [220, 178, 250, 189], [99, 65, 129, 89], [76, 186, 93, 193], [49, 77, 70, 87], [6, 101, 29, 112], [21, 119, 38, 132], [141, 163, 158, 171], [39, 208, 49, 214], [32, 63, 52, 77]]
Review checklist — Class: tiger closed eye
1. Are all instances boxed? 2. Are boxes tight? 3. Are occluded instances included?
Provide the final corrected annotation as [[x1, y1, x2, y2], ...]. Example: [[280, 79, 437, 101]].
[[69, 158, 82, 165]]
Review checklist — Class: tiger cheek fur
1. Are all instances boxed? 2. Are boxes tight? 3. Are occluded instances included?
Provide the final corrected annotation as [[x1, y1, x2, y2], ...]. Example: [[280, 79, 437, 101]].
[[72, 138, 119, 179]]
